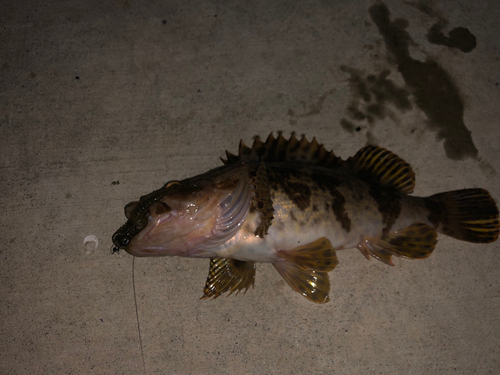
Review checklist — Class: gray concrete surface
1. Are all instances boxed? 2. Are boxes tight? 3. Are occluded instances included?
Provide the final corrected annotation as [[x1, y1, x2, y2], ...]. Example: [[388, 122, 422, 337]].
[[2, 0, 500, 374]]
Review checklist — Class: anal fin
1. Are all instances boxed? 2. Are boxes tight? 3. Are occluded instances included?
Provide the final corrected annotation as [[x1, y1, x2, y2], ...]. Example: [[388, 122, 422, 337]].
[[273, 238, 339, 303], [201, 258, 256, 300], [359, 223, 437, 266]]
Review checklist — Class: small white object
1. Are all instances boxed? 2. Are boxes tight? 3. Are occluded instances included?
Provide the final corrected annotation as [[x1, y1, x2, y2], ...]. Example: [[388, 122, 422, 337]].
[[84, 235, 98, 254]]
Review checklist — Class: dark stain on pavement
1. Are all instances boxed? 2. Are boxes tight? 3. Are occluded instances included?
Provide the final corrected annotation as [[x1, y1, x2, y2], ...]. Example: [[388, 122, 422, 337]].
[[427, 25, 476, 53], [368, 2, 478, 160]]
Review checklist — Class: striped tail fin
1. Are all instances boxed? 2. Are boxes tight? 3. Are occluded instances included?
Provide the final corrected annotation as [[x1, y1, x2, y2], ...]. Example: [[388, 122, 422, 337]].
[[426, 189, 499, 243]]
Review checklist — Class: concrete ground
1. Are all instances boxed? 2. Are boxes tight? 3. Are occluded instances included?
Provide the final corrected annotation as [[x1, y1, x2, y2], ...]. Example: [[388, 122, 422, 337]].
[[2, 0, 500, 374]]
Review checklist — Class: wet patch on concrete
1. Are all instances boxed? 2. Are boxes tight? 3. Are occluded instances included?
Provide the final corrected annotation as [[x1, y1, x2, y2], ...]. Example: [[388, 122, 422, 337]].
[[406, 0, 477, 53], [339, 66, 411, 145], [427, 25, 476, 53], [341, 66, 412, 123], [340, 119, 359, 134], [368, 2, 478, 160], [288, 88, 336, 125]]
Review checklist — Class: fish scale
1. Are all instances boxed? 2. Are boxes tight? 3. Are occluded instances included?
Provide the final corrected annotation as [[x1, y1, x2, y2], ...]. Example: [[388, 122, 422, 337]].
[[112, 133, 499, 303]]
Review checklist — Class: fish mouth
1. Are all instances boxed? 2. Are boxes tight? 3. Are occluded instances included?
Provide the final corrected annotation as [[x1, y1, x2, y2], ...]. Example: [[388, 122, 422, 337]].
[[111, 219, 145, 253], [112, 200, 172, 254], [112, 181, 182, 253]]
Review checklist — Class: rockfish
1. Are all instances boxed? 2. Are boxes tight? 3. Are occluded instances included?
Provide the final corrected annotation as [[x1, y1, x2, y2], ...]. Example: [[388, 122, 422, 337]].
[[112, 133, 499, 303]]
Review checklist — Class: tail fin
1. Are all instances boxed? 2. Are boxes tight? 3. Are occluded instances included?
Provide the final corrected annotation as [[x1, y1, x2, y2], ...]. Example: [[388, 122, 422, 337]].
[[427, 189, 499, 243]]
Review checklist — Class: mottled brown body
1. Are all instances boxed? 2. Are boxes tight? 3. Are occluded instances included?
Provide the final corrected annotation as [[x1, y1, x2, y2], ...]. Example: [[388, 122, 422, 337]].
[[266, 164, 385, 238], [112, 133, 499, 303], [214, 161, 431, 266], [264, 163, 425, 244]]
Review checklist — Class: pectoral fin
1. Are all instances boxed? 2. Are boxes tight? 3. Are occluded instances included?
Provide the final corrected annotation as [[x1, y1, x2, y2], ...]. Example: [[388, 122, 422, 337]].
[[201, 258, 256, 300], [273, 261, 331, 303], [359, 223, 437, 266], [273, 238, 339, 303], [277, 237, 339, 272]]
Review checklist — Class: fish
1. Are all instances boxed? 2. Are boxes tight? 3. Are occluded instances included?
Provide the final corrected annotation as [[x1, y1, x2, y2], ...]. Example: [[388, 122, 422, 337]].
[[112, 133, 499, 303]]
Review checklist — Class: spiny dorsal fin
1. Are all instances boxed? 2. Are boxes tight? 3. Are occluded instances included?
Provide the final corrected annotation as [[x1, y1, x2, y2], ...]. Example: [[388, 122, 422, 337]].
[[221, 132, 340, 168], [347, 145, 415, 194]]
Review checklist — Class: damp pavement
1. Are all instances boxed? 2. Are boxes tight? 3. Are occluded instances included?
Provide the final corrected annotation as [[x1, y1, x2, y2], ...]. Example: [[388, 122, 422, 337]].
[[1, 0, 500, 374]]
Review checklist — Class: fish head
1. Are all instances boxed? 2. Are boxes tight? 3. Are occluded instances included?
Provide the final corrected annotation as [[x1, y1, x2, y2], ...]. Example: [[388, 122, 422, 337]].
[[112, 165, 251, 257]]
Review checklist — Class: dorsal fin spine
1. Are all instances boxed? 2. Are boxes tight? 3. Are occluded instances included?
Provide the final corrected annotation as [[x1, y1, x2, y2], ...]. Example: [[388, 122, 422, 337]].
[[222, 132, 341, 168]]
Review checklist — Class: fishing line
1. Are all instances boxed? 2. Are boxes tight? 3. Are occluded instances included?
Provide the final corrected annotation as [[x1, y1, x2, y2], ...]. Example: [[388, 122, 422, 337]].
[[132, 257, 146, 374]]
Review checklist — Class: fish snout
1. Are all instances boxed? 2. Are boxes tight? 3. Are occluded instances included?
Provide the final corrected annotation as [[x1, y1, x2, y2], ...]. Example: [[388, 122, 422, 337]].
[[111, 216, 149, 254], [111, 222, 135, 253]]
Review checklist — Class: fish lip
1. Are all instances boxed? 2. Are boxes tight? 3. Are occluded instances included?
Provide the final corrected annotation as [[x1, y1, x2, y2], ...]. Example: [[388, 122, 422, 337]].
[[113, 207, 155, 251], [113, 200, 174, 253], [111, 219, 143, 252]]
